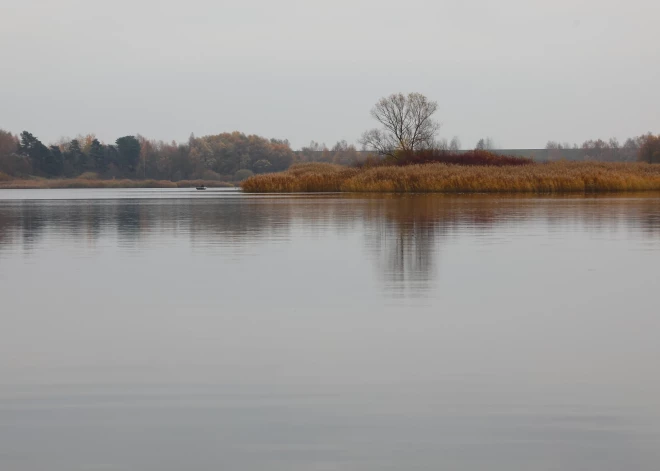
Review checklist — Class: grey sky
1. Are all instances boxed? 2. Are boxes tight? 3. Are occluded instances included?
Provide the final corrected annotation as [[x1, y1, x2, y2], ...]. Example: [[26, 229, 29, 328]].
[[1, 0, 658, 149]]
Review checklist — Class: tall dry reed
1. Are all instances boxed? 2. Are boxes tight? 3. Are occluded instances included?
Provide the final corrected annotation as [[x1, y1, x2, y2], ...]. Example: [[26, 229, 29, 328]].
[[241, 163, 359, 192], [242, 162, 660, 193]]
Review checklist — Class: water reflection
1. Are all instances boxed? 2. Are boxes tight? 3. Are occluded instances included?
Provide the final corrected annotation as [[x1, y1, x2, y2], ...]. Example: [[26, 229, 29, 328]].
[[2, 193, 660, 294], [361, 197, 448, 294], [2, 190, 660, 471]]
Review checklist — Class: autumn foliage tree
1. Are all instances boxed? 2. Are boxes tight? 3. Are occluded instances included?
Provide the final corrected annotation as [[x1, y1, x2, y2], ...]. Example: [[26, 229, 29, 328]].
[[638, 134, 660, 164], [188, 132, 294, 178], [0, 130, 27, 176], [0, 130, 17, 158]]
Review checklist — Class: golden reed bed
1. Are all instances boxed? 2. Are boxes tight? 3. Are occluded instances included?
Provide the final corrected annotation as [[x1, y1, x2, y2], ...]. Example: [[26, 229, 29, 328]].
[[241, 162, 660, 193]]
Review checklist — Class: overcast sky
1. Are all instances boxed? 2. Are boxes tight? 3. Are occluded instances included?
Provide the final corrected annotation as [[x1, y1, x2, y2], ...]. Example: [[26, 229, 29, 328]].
[[1, 0, 658, 149]]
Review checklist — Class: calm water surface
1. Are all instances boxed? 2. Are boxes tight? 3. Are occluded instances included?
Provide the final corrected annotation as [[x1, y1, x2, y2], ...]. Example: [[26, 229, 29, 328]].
[[1, 188, 659, 470]]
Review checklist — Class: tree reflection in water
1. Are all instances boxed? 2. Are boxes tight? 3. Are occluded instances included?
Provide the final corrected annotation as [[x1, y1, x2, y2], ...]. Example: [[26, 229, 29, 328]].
[[1, 193, 660, 295]]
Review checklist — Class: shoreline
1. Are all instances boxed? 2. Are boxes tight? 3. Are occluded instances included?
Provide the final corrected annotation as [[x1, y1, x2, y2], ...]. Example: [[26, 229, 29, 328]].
[[0, 178, 235, 189]]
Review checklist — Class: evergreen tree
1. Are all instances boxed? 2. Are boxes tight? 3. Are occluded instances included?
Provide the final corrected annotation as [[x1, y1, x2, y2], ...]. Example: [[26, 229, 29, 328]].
[[18, 131, 51, 175], [67, 139, 88, 174], [116, 136, 140, 174], [104, 144, 119, 175], [89, 139, 105, 173], [46, 146, 64, 176]]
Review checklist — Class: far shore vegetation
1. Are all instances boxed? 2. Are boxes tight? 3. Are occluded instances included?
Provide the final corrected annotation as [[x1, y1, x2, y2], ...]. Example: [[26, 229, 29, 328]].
[[0, 174, 233, 190], [1, 92, 659, 191], [242, 92, 660, 194]]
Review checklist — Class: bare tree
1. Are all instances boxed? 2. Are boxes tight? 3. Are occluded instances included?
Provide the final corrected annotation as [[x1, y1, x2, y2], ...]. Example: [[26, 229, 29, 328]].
[[435, 138, 449, 150], [359, 93, 440, 157], [475, 137, 495, 150], [638, 134, 660, 164], [449, 136, 461, 151], [300, 140, 329, 162]]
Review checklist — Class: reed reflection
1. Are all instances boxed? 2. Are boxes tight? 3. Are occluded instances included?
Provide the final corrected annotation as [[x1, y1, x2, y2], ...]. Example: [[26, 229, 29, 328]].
[[1, 194, 660, 293]]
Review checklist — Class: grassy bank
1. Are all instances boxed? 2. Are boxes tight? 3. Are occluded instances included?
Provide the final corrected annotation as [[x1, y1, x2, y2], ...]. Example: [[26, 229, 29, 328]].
[[0, 177, 234, 189], [241, 162, 660, 193]]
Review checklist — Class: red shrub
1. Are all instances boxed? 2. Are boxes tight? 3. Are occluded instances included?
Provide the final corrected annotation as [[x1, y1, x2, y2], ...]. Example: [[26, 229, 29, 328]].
[[358, 149, 533, 167]]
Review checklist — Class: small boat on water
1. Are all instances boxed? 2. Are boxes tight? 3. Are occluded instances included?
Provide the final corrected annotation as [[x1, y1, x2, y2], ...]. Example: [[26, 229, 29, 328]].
[[196, 185, 207, 190]]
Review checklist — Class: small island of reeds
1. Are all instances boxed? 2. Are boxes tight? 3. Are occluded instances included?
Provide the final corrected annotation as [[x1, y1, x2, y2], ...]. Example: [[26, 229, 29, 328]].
[[240, 92, 660, 194], [241, 151, 660, 194]]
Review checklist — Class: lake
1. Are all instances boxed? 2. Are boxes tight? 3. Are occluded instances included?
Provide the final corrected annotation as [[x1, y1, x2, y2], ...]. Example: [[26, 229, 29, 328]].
[[1, 188, 659, 471]]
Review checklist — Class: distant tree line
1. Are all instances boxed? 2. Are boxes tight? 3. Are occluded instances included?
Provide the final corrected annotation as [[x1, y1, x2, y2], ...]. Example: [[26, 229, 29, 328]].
[[298, 140, 367, 166], [0, 130, 298, 181], [0, 128, 371, 181], [2, 120, 660, 182], [545, 133, 660, 163]]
